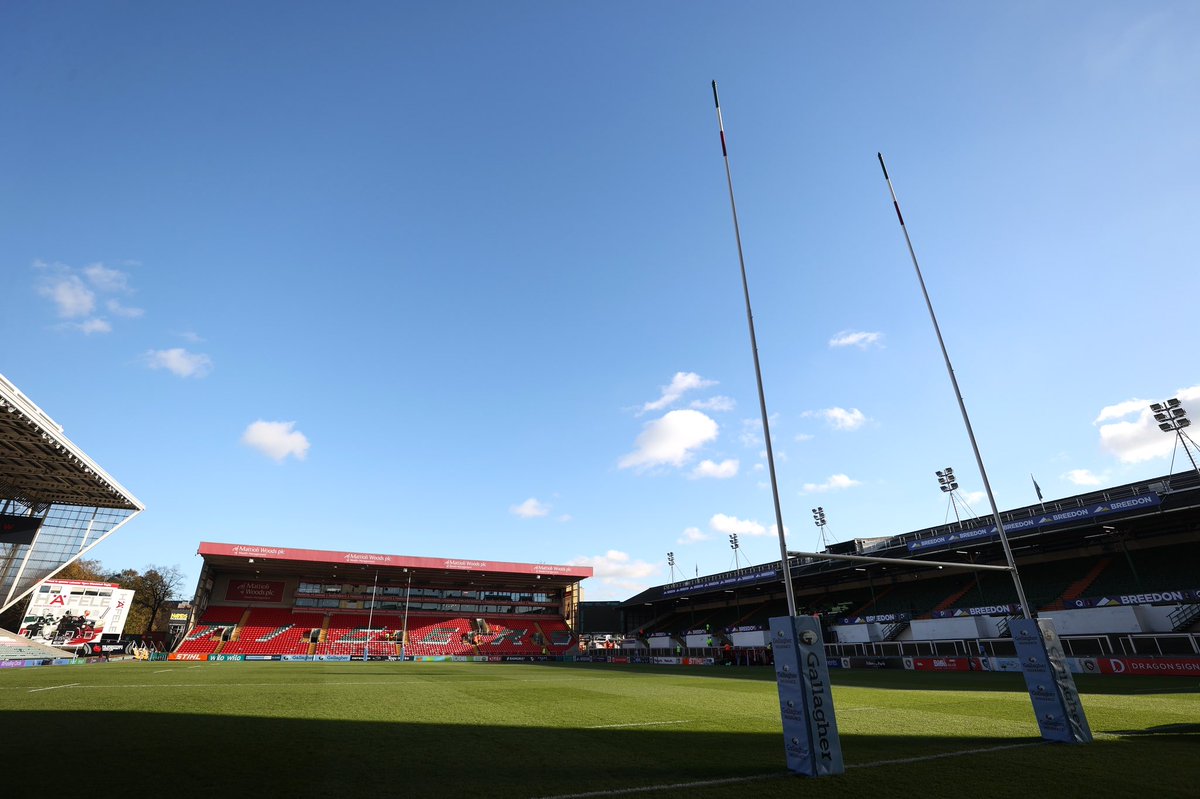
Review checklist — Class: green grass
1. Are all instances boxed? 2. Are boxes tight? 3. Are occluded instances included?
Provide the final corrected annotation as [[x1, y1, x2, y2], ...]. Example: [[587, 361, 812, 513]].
[[3, 661, 1197, 797]]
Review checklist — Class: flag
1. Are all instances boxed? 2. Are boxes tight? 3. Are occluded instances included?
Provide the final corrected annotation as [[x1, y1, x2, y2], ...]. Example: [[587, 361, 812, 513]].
[[1031, 474, 1044, 502]]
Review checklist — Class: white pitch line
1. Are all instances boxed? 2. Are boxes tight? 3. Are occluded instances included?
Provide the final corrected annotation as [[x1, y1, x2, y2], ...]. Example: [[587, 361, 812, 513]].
[[532, 773, 781, 799], [587, 720, 690, 729], [845, 740, 1044, 769], [531, 741, 1046, 799], [28, 683, 80, 693]]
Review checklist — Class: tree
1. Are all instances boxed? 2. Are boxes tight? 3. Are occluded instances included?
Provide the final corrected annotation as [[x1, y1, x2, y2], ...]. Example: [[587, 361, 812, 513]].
[[112, 565, 186, 637], [56, 558, 108, 582]]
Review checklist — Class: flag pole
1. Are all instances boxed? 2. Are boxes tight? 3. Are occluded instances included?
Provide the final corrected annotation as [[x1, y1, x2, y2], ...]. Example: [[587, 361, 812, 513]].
[[877, 152, 1033, 620], [712, 81, 797, 617]]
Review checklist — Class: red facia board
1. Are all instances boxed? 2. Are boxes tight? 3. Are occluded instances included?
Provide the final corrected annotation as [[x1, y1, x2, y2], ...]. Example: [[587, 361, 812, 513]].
[[198, 542, 593, 578]]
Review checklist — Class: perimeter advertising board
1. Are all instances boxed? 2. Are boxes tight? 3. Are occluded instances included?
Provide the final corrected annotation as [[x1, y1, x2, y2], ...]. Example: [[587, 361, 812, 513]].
[[18, 580, 135, 648]]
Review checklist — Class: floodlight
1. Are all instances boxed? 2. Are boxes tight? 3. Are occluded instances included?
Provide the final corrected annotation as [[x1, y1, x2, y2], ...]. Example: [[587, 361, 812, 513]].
[[1149, 398, 1199, 476]]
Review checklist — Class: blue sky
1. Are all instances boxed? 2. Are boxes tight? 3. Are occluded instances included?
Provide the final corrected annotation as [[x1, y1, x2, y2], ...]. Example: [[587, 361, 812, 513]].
[[3, 2, 1198, 601]]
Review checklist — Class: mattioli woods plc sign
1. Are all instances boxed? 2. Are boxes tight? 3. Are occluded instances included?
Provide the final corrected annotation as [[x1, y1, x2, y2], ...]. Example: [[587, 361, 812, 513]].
[[225, 580, 285, 603]]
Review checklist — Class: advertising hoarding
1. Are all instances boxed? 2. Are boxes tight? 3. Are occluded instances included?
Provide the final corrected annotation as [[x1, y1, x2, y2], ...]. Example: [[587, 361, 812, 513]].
[[18, 579, 135, 648]]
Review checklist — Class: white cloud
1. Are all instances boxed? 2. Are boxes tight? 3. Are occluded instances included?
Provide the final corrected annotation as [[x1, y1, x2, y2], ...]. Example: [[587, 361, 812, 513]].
[[709, 513, 768, 537], [619, 409, 718, 471], [1094, 398, 1150, 423], [1095, 386, 1200, 464], [39, 274, 95, 318], [556, 514, 573, 523], [83, 262, 131, 293], [690, 459, 739, 479], [1064, 469, 1104, 486], [829, 330, 882, 349], [568, 550, 658, 597], [510, 497, 550, 518], [802, 474, 862, 493], [35, 260, 141, 334], [107, 299, 144, 318], [805, 407, 868, 431], [641, 372, 716, 414], [77, 318, 112, 335], [241, 420, 310, 463], [678, 526, 710, 544], [962, 490, 986, 507], [142, 348, 213, 378], [739, 418, 764, 448], [795, 433, 814, 443], [691, 395, 735, 412]]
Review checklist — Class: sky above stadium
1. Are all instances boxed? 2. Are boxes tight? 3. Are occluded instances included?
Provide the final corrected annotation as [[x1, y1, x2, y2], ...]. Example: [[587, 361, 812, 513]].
[[3, 2, 1198, 601]]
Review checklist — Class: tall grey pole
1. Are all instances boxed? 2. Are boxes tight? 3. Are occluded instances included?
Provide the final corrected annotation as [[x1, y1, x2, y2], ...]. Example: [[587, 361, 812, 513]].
[[712, 81, 797, 617], [877, 153, 1032, 619], [364, 570, 378, 661], [400, 569, 413, 660]]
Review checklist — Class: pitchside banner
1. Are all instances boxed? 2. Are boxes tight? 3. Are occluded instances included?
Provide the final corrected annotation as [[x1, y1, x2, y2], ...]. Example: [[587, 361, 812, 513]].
[[1010, 618, 1092, 743], [769, 615, 844, 777]]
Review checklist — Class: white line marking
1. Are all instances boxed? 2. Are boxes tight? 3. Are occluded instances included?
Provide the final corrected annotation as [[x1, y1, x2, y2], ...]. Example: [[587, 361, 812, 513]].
[[531, 741, 1046, 798], [587, 720, 690, 729], [152, 669, 173, 674], [532, 774, 779, 798], [846, 741, 1044, 769], [28, 683, 80, 693]]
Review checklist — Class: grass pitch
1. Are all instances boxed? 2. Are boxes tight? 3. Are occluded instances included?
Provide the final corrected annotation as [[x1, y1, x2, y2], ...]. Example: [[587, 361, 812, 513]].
[[3, 661, 1197, 797]]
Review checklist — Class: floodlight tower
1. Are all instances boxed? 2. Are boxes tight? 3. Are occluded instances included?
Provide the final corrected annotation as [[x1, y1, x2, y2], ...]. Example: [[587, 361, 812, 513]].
[[667, 551, 677, 583], [935, 467, 976, 525], [811, 506, 834, 550], [729, 533, 745, 569], [1150, 398, 1200, 476]]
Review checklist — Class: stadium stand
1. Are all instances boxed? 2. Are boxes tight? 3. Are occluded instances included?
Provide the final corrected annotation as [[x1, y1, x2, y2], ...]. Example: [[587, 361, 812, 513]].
[[0, 628, 72, 661], [1, 373, 144, 642], [174, 543, 590, 660], [220, 609, 324, 656]]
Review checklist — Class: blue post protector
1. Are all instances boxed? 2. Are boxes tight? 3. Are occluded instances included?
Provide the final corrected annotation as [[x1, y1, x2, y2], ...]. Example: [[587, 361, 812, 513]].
[[769, 615, 845, 776]]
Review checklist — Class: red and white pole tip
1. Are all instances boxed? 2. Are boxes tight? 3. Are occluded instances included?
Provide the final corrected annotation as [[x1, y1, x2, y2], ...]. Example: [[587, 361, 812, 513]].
[[877, 152, 905, 227], [712, 80, 727, 156]]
